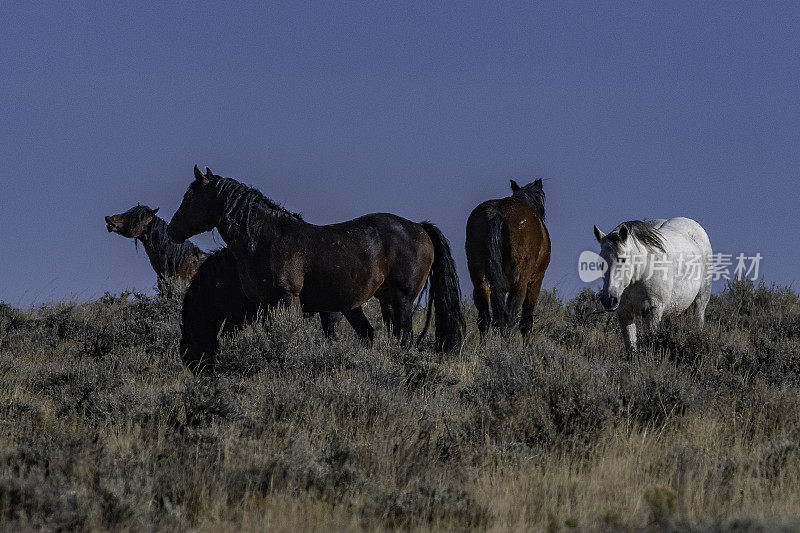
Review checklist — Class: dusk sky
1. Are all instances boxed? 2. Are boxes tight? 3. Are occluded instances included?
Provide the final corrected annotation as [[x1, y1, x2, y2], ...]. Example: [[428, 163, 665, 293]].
[[2, 2, 798, 306]]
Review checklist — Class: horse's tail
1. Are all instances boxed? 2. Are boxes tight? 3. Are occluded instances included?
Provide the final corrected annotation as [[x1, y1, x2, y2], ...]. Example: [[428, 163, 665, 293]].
[[418, 222, 465, 352], [486, 214, 510, 331]]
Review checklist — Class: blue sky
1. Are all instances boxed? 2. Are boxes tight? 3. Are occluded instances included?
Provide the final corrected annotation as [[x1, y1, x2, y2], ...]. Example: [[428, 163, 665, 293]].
[[1, 2, 798, 305]]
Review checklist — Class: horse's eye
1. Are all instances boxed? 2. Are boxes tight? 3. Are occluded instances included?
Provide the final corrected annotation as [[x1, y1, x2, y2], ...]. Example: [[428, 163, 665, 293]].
[[620, 258, 626, 263]]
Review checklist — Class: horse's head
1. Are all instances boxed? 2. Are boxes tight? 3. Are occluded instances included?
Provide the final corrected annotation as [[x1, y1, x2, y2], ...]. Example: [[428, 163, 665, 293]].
[[510, 178, 542, 196], [593, 223, 635, 312], [510, 179, 545, 220], [105, 205, 159, 239], [167, 165, 221, 243]]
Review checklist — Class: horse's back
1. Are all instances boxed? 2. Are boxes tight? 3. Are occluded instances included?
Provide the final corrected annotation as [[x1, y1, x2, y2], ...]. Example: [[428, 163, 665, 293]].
[[309, 212, 433, 270], [660, 217, 712, 256], [299, 213, 434, 311], [644, 217, 712, 314], [314, 213, 429, 248], [466, 198, 549, 257]]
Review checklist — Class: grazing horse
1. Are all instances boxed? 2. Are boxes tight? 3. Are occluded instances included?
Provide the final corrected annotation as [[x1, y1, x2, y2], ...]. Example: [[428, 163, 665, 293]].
[[593, 217, 712, 352], [465, 179, 550, 337], [105, 205, 208, 282], [167, 166, 464, 352], [181, 248, 342, 373], [181, 248, 258, 373]]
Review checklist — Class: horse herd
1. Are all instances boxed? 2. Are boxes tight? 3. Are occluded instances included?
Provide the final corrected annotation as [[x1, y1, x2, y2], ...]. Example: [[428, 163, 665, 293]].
[[106, 165, 713, 372]]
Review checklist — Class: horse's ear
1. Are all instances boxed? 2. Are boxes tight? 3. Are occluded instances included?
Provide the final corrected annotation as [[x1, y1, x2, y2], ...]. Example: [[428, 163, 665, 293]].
[[205, 167, 213, 177], [150, 207, 159, 215], [593, 225, 606, 243], [510, 179, 520, 192], [534, 178, 543, 188], [193, 164, 212, 186], [618, 224, 629, 241]]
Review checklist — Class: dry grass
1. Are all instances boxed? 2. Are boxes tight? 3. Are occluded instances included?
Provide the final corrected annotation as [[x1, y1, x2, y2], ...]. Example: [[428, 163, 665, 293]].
[[1, 278, 800, 531]]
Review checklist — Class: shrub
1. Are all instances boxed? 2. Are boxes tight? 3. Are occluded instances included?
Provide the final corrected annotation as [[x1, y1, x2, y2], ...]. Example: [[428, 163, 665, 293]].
[[1, 283, 800, 530]]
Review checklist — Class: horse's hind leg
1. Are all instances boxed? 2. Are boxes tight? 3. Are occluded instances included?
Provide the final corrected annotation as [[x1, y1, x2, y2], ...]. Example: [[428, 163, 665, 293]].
[[692, 287, 711, 328], [343, 306, 375, 345], [519, 277, 544, 339], [379, 300, 393, 335], [503, 283, 528, 335], [472, 284, 491, 338], [390, 297, 415, 346]]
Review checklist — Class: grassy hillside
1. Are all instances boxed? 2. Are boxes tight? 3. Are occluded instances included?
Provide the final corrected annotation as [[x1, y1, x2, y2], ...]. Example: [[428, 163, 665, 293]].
[[1, 279, 799, 531]]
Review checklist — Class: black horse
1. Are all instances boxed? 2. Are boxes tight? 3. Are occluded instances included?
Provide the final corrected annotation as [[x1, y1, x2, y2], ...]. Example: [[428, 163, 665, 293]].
[[168, 166, 464, 352], [181, 248, 342, 373], [180, 248, 256, 373]]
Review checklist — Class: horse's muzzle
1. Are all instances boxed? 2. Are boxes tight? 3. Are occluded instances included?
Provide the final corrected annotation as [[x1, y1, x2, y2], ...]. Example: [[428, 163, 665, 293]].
[[599, 295, 619, 312], [105, 216, 117, 233]]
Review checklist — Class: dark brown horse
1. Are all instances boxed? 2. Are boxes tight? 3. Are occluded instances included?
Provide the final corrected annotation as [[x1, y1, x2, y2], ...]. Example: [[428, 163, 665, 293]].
[[181, 248, 342, 374], [465, 179, 550, 337], [168, 166, 464, 351], [105, 205, 208, 281]]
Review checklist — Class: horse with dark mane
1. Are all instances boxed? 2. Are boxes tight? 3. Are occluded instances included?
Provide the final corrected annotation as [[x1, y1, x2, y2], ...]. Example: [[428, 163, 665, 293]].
[[105, 205, 208, 282], [168, 166, 464, 352], [465, 179, 551, 337]]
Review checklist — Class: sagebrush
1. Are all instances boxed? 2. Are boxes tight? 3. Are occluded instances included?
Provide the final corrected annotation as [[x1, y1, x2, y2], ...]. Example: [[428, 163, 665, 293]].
[[1, 278, 799, 531]]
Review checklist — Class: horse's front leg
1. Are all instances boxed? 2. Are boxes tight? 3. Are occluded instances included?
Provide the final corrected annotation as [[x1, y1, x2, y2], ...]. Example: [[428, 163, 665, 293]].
[[642, 304, 664, 335], [617, 312, 637, 353]]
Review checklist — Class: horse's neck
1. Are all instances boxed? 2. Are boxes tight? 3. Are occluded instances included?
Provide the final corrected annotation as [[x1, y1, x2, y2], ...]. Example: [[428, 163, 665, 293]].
[[630, 241, 675, 289], [215, 200, 291, 253], [630, 241, 657, 281], [138, 221, 166, 269], [215, 216, 271, 302], [216, 218, 255, 254], [142, 218, 196, 274]]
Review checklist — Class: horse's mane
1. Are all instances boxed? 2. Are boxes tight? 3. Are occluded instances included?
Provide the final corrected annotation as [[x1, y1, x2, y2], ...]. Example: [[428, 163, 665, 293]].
[[607, 220, 666, 253], [212, 176, 302, 243], [127, 205, 206, 274], [511, 181, 546, 221]]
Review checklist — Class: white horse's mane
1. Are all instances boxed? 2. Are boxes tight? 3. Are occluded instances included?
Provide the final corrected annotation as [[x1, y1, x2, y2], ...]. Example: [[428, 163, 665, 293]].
[[605, 220, 666, 253]]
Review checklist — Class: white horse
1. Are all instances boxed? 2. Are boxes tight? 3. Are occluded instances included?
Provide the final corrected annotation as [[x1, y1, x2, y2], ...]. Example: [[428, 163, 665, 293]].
[[592, 217, 712, 351]]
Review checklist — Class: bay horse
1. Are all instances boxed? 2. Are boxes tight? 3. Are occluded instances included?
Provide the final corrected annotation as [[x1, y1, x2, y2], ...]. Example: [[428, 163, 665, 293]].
[[181, 248, 342, 374], [167, 166, 464, 352], [465, 179, 550, 337], [593, 217, 712, 352], [105, 205, 208, 282]]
